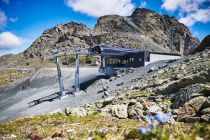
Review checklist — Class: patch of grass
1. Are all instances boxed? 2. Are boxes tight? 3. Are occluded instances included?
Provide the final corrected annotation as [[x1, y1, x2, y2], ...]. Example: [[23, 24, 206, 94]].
[[0, 69, 33, 87], [0, 113, 142, 139], [0, 113, 210, 139], [158, 71, 175, 79], [127, 90, 156, 99], [24, 58, 44, 68], [163, 99, 172, 106]]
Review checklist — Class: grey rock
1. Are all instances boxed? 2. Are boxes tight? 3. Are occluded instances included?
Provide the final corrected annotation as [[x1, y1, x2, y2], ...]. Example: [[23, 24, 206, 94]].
[[65, 107, 87, 117], [175, 96, 207, 122], [97, 88, 104, 93], [116, 82, 124, 86], [128, 99, 138, 106], [154, 79, 167, 86], [201, 114, 210, 123], [102, 96, 115, 106], [99, 105, 113, 117], [203, 100, 210, 108], [201, 107, 210, 114], [148, 67, 158, 73], [111, 105, 128, 119], [128, 102, 144, 119], [191, 93, 204, 98], [185, 117, 201, 123], [173, 74, 184, 80], [103, 91, 111, 97], [146, 104, 161, 113], [172, 84, 209, 109]]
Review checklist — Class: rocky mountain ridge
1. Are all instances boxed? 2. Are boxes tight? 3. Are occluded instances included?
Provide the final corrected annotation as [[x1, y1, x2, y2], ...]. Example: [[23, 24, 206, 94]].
[[192, 34, 210, 54], [22, 8, 199, 61]]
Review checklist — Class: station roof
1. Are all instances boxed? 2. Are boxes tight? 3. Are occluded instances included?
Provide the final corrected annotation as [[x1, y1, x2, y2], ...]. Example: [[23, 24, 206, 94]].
[[88, 45, 181, 56], [89, 45, 147, 56]]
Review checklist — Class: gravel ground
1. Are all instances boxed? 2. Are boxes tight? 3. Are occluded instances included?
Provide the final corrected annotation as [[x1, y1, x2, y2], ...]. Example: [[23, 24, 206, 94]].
[[0, 67, 106, 122]]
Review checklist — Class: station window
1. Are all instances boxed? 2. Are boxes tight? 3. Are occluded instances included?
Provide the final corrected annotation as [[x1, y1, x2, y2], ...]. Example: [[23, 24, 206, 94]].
[[129, 58, 134, 62], [106, 57, 132, 65], [110, 58, 113, 64], [139, 58, 142, 61]]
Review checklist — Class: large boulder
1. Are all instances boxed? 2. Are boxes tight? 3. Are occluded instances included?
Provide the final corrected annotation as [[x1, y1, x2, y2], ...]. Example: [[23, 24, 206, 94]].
[[185, 117, 201, 123], [175, 96, 207, 122], [172, 84, 208, 109], [65, 107, 87, 117], [146, 104, 162, 114], [201, 114, 210, 122], [201, 107, 210, 114], [127, 100, 144, 119], [102, 96, 115, 106], [111, 105, 128, 119], [99, 105, 113, 117]]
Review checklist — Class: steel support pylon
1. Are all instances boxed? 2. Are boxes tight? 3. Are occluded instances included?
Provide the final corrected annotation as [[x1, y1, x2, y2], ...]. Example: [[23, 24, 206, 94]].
[[56, 56, 66, 97], [75, 51, 80, 93]]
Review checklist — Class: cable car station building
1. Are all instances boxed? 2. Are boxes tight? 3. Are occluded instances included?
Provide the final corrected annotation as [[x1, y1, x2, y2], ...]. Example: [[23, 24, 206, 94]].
[[89, 45, 181, 75]]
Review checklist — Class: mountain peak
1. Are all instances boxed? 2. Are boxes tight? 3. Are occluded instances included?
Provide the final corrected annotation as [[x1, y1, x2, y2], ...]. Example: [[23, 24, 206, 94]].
[[131, 8, 156, 16]]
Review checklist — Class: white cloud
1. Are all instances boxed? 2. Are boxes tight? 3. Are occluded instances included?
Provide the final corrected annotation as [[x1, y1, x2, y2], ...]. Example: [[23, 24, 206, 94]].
[[65, 0, 135, 17], [9, 17, 18, 23], [161, 0, 184, 11], [140, 0, 147, 8], [161, 0, 210, 26], [179, 9, 210, 26], [0, 32, 25, 50], [0, 11, 7, 30]]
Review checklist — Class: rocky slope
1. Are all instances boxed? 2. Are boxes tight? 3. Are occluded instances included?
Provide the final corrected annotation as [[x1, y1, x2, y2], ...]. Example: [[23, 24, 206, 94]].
[[192, 34, 210, 54], [22, 8, 199, 61], [76, 48, 210, 124]]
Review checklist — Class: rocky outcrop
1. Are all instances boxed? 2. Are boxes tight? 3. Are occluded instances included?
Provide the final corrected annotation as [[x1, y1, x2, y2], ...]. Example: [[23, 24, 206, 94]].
[[172, 84, 210, 109], [157, 71, 210, 94], [23, 22, 92, 59], [191, 34, 210, 54], [174, 96, 207, 122], [96, 8, 199, 55]]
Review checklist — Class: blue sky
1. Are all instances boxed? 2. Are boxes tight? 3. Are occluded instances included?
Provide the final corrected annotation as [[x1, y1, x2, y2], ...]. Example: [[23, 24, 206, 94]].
[[0, 0, 209, 56]]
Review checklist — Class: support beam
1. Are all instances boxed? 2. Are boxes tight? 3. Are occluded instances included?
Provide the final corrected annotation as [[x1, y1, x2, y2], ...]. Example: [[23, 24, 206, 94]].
[[102, 56, 106, 68], [56, 56, 66, 97], [75, 48, 80, 93], [99, 56, 105, 73]]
